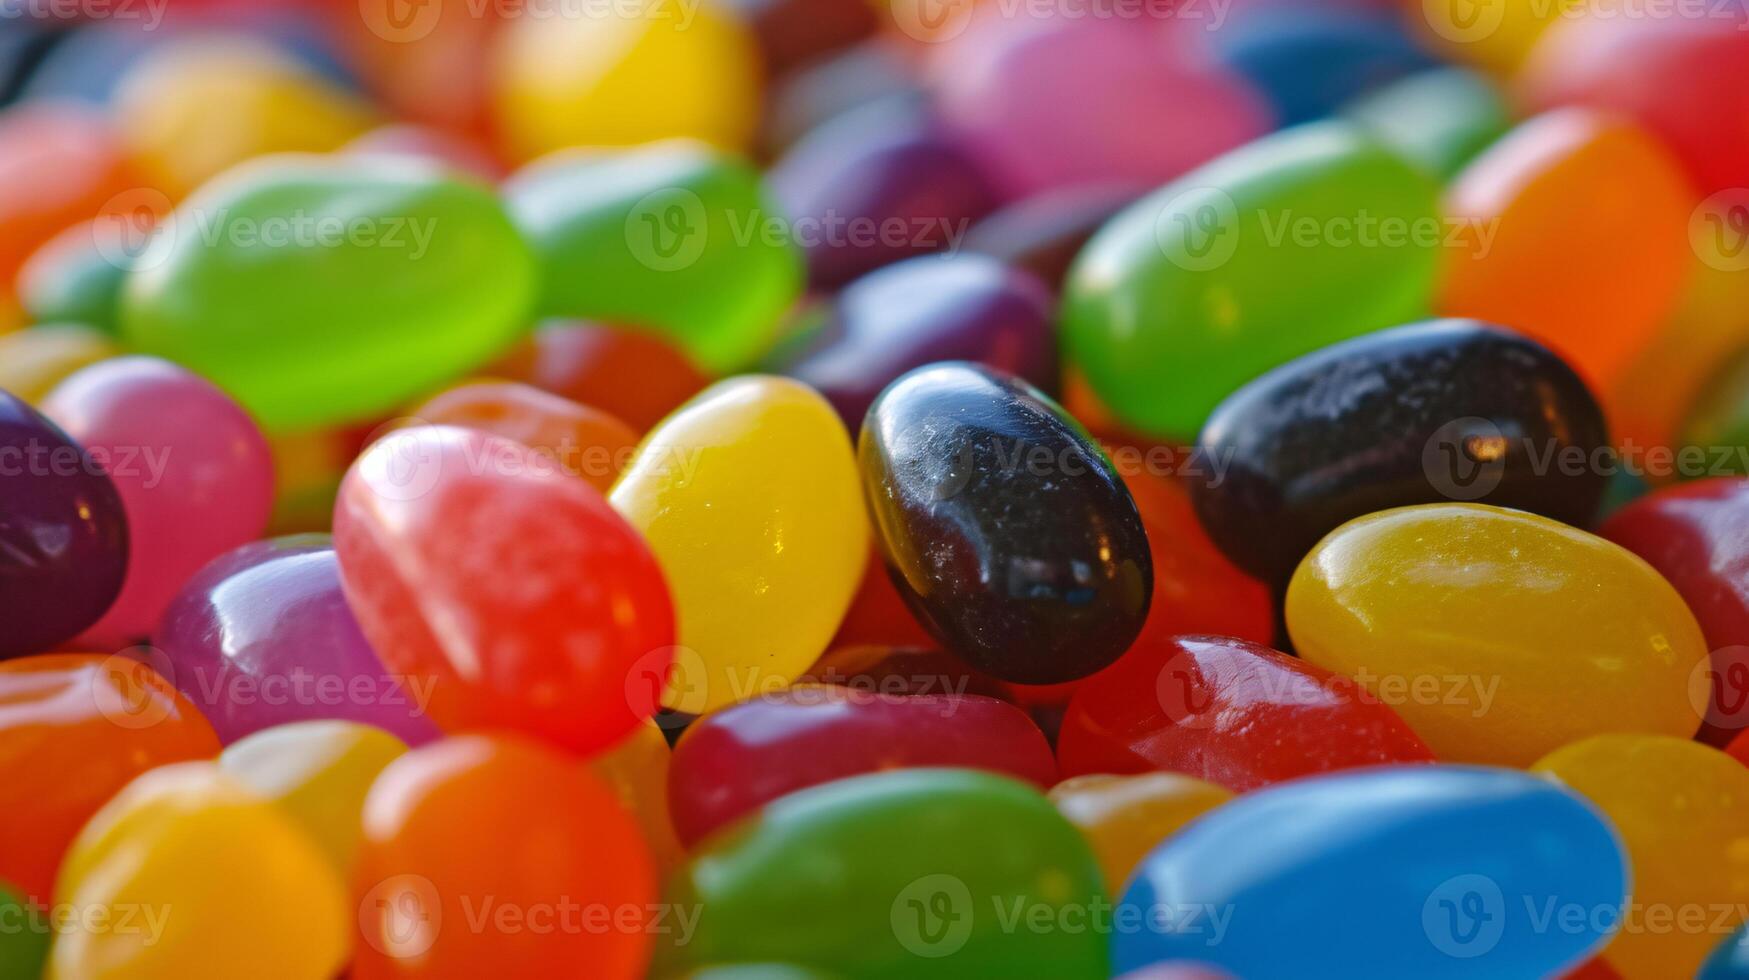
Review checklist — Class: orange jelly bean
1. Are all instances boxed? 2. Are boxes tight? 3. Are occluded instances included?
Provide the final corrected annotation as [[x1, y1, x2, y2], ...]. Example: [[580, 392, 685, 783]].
[[0, 103, 136, 289], [352, 735, 656, 980], [1437, 108, 1695, 387], [408, 381, 639, 494], [492, 320, 710, 433], [0, 653, 218, 900]]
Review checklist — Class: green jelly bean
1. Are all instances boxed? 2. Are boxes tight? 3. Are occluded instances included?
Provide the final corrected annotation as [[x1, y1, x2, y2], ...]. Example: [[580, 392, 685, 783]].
[[0, 883, 47, 980], [504, 140, 803, 373], [658, 769, 1107, 979], [1061, 121, 1441, 439], [19, 228, 128, 334], [1681, 346, 1749, 477], [1342, 68, 1511, 179], [121, 156, 536, 432]]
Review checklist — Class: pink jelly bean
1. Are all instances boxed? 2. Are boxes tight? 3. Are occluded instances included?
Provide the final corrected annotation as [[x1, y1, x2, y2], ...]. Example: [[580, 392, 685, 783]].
[[43, 356, 274, 648]]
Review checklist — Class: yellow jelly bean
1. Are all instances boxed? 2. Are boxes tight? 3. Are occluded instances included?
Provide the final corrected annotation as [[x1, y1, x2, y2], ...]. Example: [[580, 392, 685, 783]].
[[218, 720, 408, 873], [0, 325, 118, 404], [1048, 773, 1233, 895], [1532, 735, 1749, 979], [589, 721, 685, 875], [494, 0, 761, 162], [611, 376, 866, 714], [49, 762, 349, 980], [1415, 0, 1580, 76], [1286, 503, 1706, 766], [114, 37, 376, 199]]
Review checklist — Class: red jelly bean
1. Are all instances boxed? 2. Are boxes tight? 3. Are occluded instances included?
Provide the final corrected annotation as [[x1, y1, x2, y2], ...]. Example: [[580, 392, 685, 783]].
[[668, 685, 1056, 846], [491, 319, 709, 433], [1120, 465, 1273, 648], [1601, 477, 1749, 745], [333, 427, 674, 756], [827, 547, 936, 651], [1057, 635, 1434, 792]]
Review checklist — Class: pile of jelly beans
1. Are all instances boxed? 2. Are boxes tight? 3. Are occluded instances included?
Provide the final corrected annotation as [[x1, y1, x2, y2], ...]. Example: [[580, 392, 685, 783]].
[[4, 0, 1749, 978]]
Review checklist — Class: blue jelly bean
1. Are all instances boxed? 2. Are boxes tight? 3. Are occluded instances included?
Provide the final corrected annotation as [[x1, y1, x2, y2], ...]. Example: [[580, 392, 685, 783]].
[[1703, 924, 1749, 980], [1211, 12, 1436, 127]]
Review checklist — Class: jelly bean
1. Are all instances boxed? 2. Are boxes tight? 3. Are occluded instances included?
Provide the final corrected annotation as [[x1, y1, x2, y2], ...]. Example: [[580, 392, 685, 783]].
[[1681, 343, 1749, 474], [0, 882, 47, 980], [1417, 0, 1574, 75], [490, 319, 709, 433], [114, 36, 376, 198], [17, 223, 129, 334], [669, 685, 1056, 846], [0, 21, 57, 106], [19, 20, 162, 105], [1204, 10, 1434, 127], [44, 356, 273, 647], [1286, 503, 1707, 765], [589, 722, 685, 875], [1436, 109, 1694, 387], [779, 255, 1057, 426], [800, 644, 1007, 699], [0, 102, 136, 287], [352, 735, 655, 979], [1341, 67, 1511, 179], [49, 762, 349, 980], [770, 102, 997, 289], [1119, 466, 1272, 649], [344, 123, 503, 182], [1062, 121, 1441, 439], [346, 0, 501, 135], [1533, 735, 1749, 979], [1193, 319, 1610, 586], [0, 389, 127, 655], [656, 768, 1107, 978], [0, 654, 217, 901], [408, 381, 639, 494], [505, 142, 801, 373], [1048, 773, 1232, 895], [721, 0, 877, 76], [1601, 478, 1749, 744], [494, 0, 761, 161], [1612, 262, 1749, 452], [611, 377, 864, 714], [1703, 924, 1749, 980], [1058, 635, 1434, 790], [827, 548, 938, 651], [1114, 765, 1626, 978], [961, 182, 1140, 292], [861, 363, 1151, 684], [931, 18, 1269, 199], [335, 427, 673, 755], [156, 534, 440, 745], [761, 41, 925, 157], [121, 155, 536, 431], [0, 326, 119, 405], [218, 719, 409, 872], [1115, 967, 1234, 980], [1518, 13, 1749, 195]]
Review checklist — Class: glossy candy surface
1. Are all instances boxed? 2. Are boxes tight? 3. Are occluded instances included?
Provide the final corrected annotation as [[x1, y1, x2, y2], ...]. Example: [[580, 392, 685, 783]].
[[1120, 465, 1273, 649], [779, 255, 1057, 426], [335, 427, 674, 754], [408, 381, 639, 494], [1193, 319, 1610, 585], [44, 356, 274, 648], [1062, 122, 1440, 439], [352, 735, 656, 979], [49, 762, 350, 980], [0, 654, 218, 901], [121, 155, 535, 431], [505, 142, 801, 373], [1436, 110, 1694, 387], [860, 363, 1151, 684], [1703, 925, 1749, 980], [658, 768, 1107, 978], [1533, 735, 1749, 979], [157, 534, 439, 745], [1058, 635, 1434, 791], [0, 390, 127, 656], [611, 377, 865, 715], [1114, 765, 1626, 978], [492, 319, 709, 433], [1048, 773, 1232, 895], [1341, 67, 1510, 180], [1287, 503, 1707, 765], [1602, 478, 1749, 745], [669, 685, 1056, 845]]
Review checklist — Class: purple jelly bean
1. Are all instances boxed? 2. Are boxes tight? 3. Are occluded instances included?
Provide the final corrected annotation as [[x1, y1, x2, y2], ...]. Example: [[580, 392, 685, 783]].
[[780, 253, 1058, 426], [155, 533, 439, 745], [961, 182, 1142, 291], [0, 388, 127, 657]]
